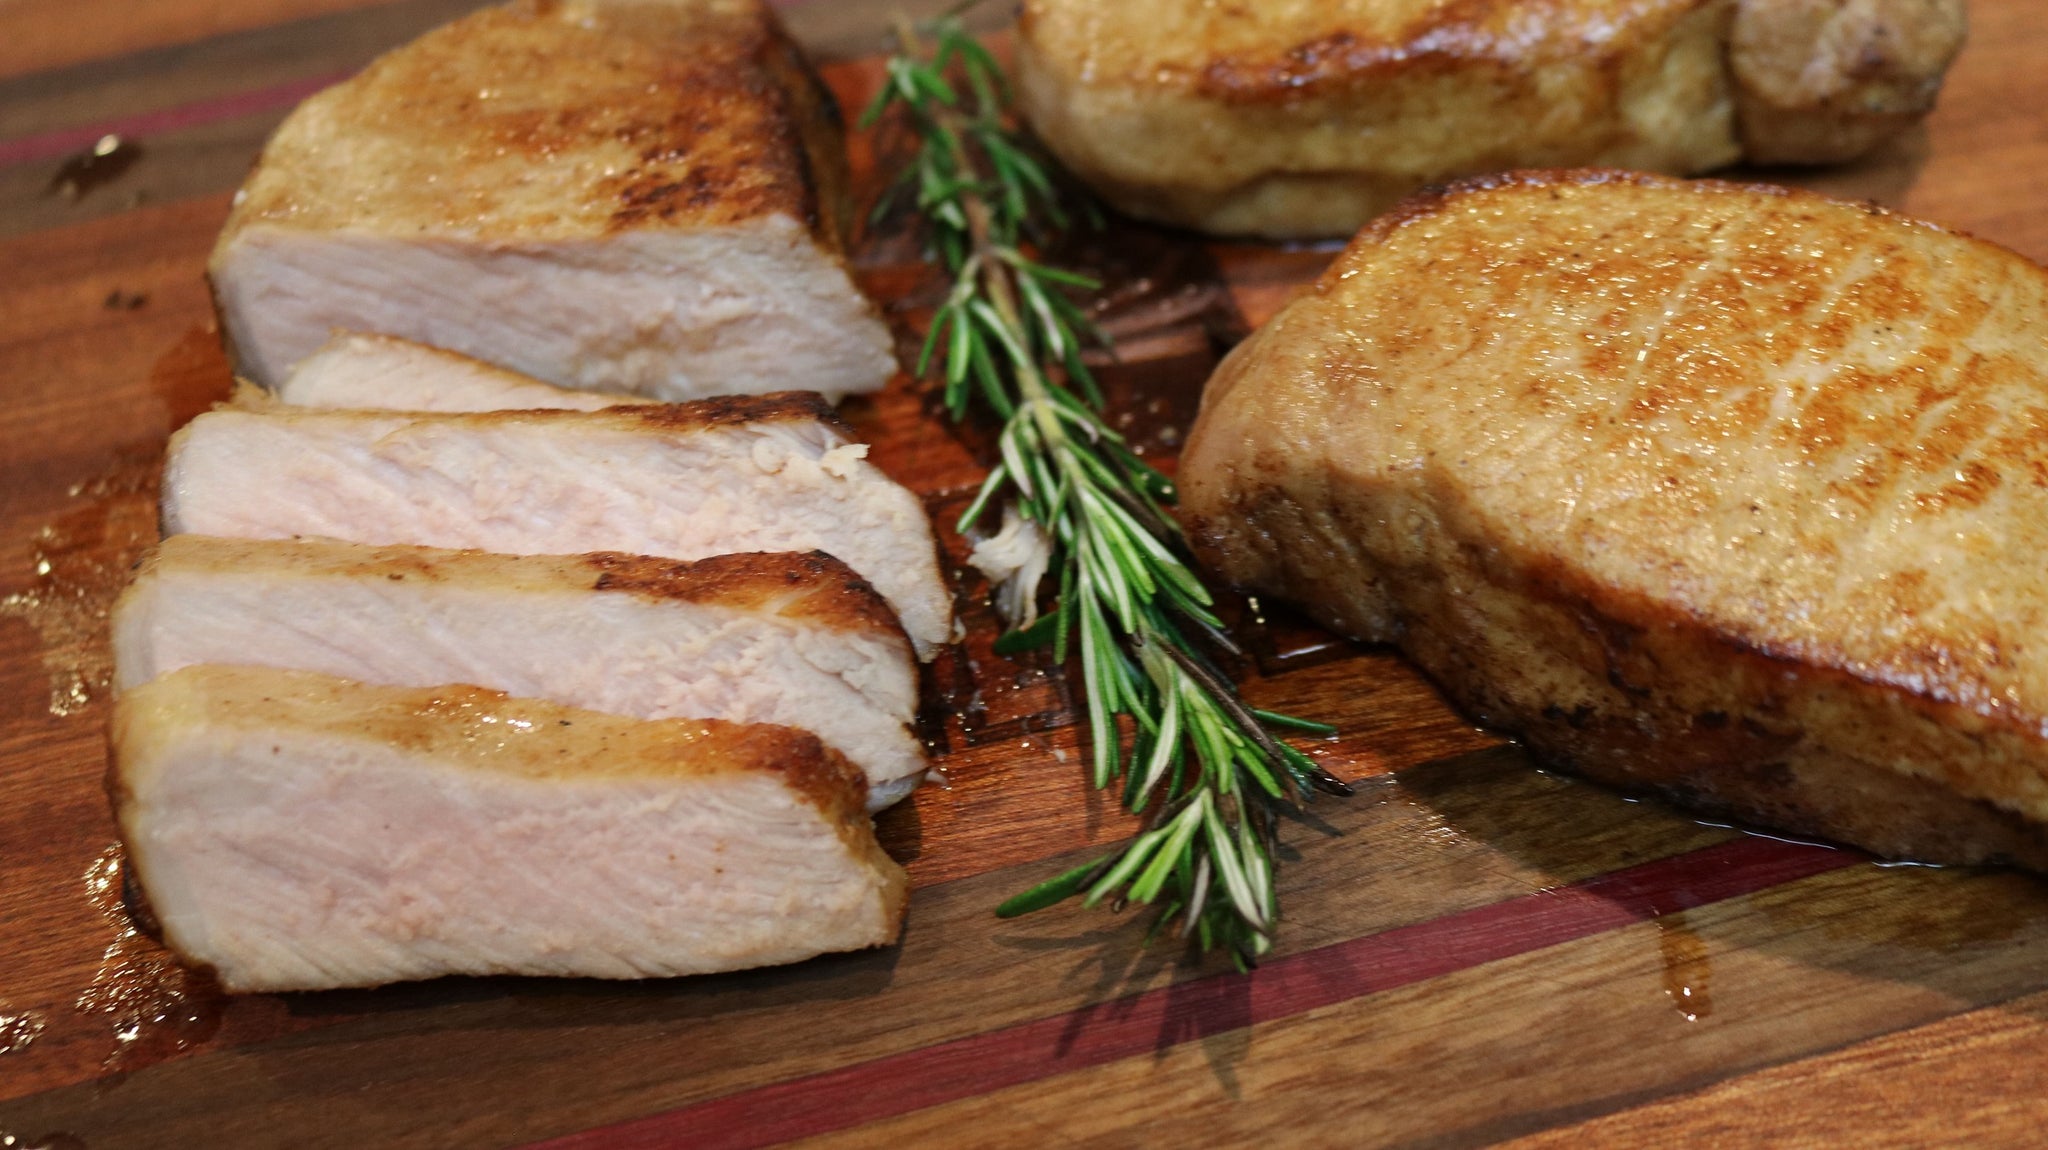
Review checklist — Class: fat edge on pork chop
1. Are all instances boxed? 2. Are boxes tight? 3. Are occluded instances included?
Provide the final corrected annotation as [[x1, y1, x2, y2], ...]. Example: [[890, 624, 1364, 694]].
[[208, 0, 895, 399], [1180, 168, 2048, 869]]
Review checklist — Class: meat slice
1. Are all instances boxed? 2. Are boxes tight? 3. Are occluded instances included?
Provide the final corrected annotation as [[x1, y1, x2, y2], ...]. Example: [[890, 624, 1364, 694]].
[[112, 665, 907, 991], [1180, 169, 2048, 868], [270, 333, 631, 412], [160, 394, 952, 658], [208, 0, 894, 399], [1016, 0, 1965, 239], [114, 536, 925, 808]]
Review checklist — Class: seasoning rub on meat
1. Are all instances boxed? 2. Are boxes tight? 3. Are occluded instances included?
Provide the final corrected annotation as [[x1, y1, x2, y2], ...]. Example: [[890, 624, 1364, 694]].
[[112, 665, 908, 992], [160, 394, 952, 658], [114, 536, 927, 808]]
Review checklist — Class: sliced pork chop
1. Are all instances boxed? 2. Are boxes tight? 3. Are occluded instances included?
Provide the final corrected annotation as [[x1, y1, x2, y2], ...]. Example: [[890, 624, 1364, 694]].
[[160, 394, 951, 658], [1017, 0, 1965, 238], [114, 536, 925, 808], [270, 333, 632, 412], [1181, 169, 2048, 868], [112, 665, 907, 991], [209, 0, 894, 399]]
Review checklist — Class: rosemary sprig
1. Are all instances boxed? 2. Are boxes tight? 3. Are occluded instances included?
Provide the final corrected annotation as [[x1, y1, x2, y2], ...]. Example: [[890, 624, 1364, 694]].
[[865, 15, 1349, 966]]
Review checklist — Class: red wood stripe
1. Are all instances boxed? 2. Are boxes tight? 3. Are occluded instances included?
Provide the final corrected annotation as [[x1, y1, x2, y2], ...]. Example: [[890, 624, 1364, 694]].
[[525, 835, 1859, 1150], [0, 70, 350, 168]]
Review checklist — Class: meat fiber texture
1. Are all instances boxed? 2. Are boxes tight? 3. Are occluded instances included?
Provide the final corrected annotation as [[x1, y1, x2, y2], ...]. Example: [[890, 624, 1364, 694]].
[[114, 536, 926, 809], [160, 394, 952, 659], [1017, 0, 1966, 239], [111, 665, 908, 992], [208, 0, 895, 399], [268, 333, 633, 412], [1180, 169, 2048, 869]]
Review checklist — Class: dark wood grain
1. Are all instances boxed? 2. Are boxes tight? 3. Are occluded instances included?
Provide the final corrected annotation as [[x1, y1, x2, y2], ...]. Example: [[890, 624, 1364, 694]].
[[2, 2, 2048, 1147]]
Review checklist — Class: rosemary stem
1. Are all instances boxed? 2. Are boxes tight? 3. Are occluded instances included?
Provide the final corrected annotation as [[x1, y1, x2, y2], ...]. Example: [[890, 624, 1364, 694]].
[[868, 13, 1345, 962]]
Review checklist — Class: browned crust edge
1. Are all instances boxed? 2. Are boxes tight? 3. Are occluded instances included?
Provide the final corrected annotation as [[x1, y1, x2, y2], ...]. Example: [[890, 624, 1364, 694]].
[[617, 389, 852, 435], [1192, 474, 2048, 871], [213, 388, 853, 437], [1020, 0, 1704, 106], [1472, 569, 2048, 870], [1356, 168, 2036, 281], [131, 537, 910, 642], [585, 549, 911, 641], [755, 1, 849, 251]]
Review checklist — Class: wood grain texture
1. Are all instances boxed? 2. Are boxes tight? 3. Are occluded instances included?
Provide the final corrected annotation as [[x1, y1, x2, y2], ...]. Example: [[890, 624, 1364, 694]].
[[0, 0, 408, 83], [1, 2, 2047, 1147], [1505, 988, 2048, 1149], [0, 0, 921, 84]]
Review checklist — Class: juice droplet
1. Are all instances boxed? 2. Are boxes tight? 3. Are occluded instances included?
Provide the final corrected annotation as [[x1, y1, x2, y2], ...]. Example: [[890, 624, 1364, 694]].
[[1656, 912, 1714, 1022], [0, 1009, 47, 1054], [0, 450, 160, 717], [75, 844, 224, 1076]]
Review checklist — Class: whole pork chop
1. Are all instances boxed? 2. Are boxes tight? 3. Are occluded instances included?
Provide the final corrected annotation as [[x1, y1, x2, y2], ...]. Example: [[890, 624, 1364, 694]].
[[209, 0, 895, 399], [1018, 0, 1967, 238], [1180, 169, 2048, 868]]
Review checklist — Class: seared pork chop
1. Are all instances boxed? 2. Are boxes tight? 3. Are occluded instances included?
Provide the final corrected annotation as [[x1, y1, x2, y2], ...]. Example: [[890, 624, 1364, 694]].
[[160, 394, 951, 658], [1180, 169, 2048, 867], [1017, 0, 1966, 238], [113, 665, 907, 991], [209, 0, 895, 399], [271, 333, 631, 412], [114, 537, 926, 808]]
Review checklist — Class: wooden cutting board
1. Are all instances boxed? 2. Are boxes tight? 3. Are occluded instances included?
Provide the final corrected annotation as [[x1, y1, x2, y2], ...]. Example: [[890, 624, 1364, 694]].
[[6, 2, 2048, 1146]]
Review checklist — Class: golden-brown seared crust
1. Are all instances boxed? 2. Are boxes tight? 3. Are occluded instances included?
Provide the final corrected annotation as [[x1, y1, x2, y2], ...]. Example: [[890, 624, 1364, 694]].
[[137, 535, 908, 640], [1018, 0, 1962, 238], [1017, 0, 1739, 238], [1331, 487, 2048, 868], [620, 389, 849, 434], [1183, 169, 2048, 863], [1022, 0, 1680, 99], [210, 389, 847, 436], [584, 550, 908, 638], [215, 0, 843, 248], [1153, 0, 1706, 104]]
